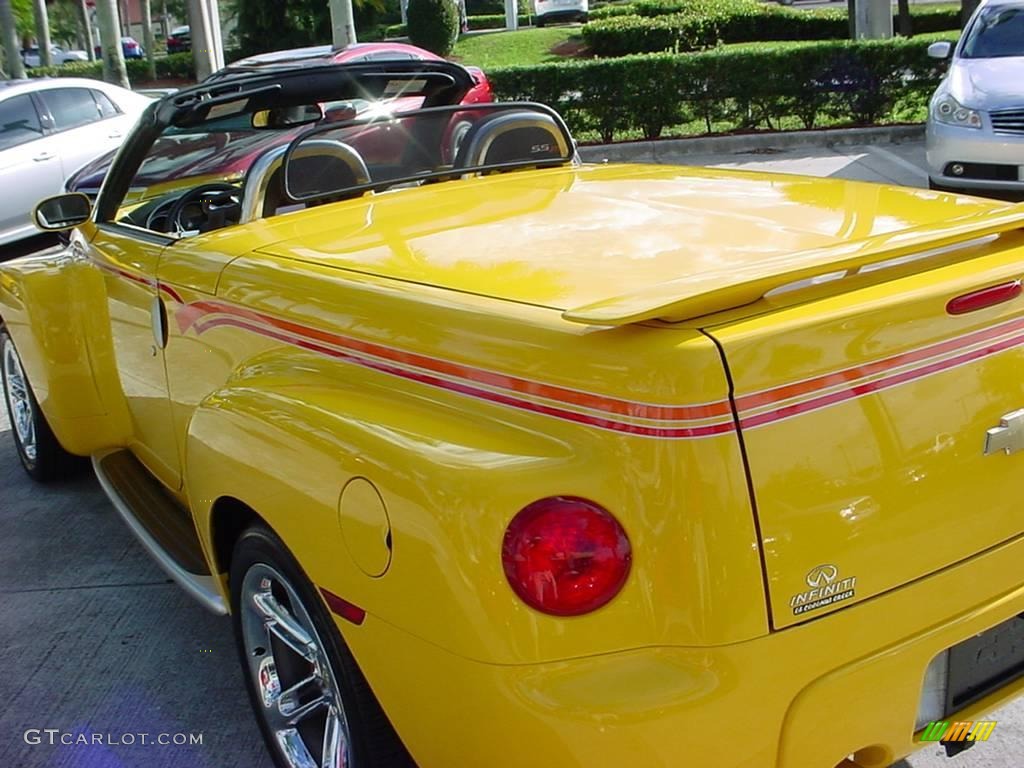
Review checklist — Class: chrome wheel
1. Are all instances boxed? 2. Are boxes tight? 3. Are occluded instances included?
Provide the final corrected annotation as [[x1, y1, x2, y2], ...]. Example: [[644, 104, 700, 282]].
[[240, 563, 352, 768], [2, 337, 36, 463]]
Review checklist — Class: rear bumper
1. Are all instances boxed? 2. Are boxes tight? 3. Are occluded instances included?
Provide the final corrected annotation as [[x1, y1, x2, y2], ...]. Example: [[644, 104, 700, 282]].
[[537, 9, 587, 22], [344, 531, 1024, 768]]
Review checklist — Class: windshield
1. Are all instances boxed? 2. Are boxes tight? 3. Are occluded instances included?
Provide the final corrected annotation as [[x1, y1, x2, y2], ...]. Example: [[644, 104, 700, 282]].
[[961, 5, 1024, 58]]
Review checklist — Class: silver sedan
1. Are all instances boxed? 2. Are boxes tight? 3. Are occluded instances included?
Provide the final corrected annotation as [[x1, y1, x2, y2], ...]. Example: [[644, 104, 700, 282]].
[[925, 0, 1024, 193], [0, 78, 150, 246]]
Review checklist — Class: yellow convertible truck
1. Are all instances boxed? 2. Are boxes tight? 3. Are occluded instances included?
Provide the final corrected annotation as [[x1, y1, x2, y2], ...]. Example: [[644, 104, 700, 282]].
[[2, 57, 1024, 768]]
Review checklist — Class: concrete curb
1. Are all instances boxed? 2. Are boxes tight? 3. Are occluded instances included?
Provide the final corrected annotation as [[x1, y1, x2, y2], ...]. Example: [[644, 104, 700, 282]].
[[579, 124, 925, 163]]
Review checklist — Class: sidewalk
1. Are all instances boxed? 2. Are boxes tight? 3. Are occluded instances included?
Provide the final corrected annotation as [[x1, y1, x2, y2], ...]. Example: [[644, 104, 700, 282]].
[[581, 127, 930, 189]]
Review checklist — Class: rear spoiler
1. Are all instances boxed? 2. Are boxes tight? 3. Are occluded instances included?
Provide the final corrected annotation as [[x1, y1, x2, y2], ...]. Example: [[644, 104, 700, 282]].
[[561, 207, 1024, 327]]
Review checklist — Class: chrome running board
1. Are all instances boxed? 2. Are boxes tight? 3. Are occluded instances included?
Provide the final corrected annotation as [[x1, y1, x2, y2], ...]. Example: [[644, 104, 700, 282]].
[[92, 450, 227, 615]]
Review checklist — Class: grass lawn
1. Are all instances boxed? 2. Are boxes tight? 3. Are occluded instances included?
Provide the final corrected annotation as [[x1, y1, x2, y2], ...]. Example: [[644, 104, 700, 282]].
[[451, 27, 582, 69]]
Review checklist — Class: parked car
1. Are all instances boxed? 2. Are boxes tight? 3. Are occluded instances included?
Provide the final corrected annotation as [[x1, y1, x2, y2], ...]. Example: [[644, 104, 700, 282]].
[[224, 42, 494, 104], [926, 0, 1024, 192], [0, 78, 150, 246], [534, 0, 589, 26], [94, 36, 145, 59], [8, 57, 1024, 768], [166, 25, 190, 54], [21, 45, 89, 67], [63, 44, 495, 198]]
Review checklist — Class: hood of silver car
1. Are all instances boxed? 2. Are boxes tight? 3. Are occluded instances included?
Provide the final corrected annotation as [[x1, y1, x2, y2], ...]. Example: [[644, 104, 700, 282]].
[[947, 56, 1024, 109]]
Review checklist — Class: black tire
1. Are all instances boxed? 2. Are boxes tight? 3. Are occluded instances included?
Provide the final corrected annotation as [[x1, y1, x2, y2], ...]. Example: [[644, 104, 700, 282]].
[[230, 524, 413, 768], [536, 17, 545, 27], [0, 327, 78, 482]]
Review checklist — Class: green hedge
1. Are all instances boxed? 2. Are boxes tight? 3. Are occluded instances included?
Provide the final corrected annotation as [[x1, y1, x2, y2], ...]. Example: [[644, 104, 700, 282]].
[[464, 12, 533, 28], [582, 0, 961, 56], [490, 33, 957, 142], [384, 13, 530, 36], [631, 0, 960, 23], [25, 52, 196, 83], [467, 0, 531, 14], [407, 0, 461, 55], [590, 4, 638, 19]]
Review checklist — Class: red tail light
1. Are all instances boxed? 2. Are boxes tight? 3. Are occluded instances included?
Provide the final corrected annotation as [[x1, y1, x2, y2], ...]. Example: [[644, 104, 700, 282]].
[[502, 497, 631, 616], [946, 281, 1021, 315]]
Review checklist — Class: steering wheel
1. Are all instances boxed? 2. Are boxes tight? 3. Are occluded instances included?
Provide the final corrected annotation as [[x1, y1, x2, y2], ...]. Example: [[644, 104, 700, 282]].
[[167, 182, 242, 235]]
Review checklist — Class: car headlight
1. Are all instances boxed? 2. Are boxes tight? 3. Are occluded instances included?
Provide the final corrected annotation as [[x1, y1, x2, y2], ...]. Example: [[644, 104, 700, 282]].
[[932, 94, 982, 129]]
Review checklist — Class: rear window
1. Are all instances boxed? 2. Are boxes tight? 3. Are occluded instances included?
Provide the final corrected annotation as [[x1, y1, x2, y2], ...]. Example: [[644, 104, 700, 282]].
[[40, 88, 102, 131], [92, 90, 120, 119]]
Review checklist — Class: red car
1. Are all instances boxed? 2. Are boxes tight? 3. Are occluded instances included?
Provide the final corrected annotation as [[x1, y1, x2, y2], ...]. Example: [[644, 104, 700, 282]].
[[166, 25, 191, 54], [224, 42, 494, 104], [65, 52, 492, 201], [94, 36, 145, 59]]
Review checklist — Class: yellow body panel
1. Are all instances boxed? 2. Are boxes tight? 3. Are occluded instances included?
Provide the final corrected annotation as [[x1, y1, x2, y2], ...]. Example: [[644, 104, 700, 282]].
[[2, 162, 1024, 767]]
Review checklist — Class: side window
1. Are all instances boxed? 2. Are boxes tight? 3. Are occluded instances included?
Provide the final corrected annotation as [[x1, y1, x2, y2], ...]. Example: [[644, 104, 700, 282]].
[[39, 88, 102, 132], [91, 90, 120, 119], [0, 94, 44, 151]]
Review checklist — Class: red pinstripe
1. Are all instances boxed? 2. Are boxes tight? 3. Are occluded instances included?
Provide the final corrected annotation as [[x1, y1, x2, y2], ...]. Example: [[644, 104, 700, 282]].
[[181, 299, 732, 422], [740, 328, 1024, 429], [91, 259, 1024, 439], [194, 315, 735, 439], [735, 315, 1024, 412]]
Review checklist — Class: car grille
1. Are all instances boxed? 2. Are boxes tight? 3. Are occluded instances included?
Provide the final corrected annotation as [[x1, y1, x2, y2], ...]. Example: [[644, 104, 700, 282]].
[[990, 107, 1024, 136]]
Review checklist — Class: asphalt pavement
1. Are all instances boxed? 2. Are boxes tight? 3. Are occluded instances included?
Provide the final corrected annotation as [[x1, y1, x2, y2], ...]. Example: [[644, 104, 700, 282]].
[[1, 136, 1022, 767], [0, 394, 272, 767]]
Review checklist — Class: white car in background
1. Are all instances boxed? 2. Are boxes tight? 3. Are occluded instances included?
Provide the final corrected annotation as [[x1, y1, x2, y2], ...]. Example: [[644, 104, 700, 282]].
[[22, 46, 90, 67], [0, 78, 150, 246], [926, 0, 1024, 192], [534, 0, 588, 26]]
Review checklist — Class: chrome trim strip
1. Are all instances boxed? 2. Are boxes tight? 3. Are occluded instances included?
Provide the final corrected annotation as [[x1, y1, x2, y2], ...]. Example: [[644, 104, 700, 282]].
[[91, 453, 228, 615]]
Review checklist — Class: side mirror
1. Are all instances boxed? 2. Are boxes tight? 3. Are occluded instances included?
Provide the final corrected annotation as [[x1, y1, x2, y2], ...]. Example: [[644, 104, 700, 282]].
[[927, 41, 953, 60], [33, 193, 92, 231]]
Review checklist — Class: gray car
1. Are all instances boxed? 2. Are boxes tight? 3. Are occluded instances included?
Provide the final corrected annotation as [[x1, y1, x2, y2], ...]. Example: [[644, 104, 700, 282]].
[[925, 0, 1024, 192]]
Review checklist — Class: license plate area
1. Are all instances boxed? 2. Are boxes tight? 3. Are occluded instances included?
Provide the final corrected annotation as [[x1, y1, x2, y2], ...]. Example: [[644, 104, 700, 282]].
[[946, 614, 1024, 714]]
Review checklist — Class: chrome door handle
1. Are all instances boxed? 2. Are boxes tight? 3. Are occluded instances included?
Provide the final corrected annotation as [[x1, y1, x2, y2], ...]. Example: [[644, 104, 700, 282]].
[[33, 151, 55, 162], [984, 409, 1024, 456], [108, 131, 122, 139]]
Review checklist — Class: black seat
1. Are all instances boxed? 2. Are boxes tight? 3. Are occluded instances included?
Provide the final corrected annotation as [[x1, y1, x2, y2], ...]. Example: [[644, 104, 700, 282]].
[[239, 139, 371, 223], [453, 111, 570, 169]]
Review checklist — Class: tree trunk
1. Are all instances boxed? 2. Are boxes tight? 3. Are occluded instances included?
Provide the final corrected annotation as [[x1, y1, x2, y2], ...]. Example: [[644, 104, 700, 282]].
[[188, 0, 223, 80], [329, 0, 357, 48], [80, 0, 96, 60], [161, 0, 168, 39], [96, 0, 130, 87], [33, 0, 53, 66], [141, 0, 156, 79], [897, 0, 911, 36], [0, 0, 26, 78]]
